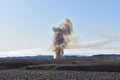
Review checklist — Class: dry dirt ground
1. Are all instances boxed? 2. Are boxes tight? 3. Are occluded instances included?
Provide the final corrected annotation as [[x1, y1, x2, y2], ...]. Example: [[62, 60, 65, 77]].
[[0, 70, 120, 80], [0, 58, 120, 80]]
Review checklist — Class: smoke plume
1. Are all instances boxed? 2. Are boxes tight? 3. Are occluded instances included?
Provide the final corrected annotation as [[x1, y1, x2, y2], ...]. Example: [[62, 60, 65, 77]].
[[52, 18, 73, 59], [52, 18, 118, 59]]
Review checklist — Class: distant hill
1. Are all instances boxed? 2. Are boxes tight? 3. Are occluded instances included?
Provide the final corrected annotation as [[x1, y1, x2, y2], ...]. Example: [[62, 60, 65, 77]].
[[91, 54, 120, 58], [0, 54, 120, 59], [0, 55, 53, 59]]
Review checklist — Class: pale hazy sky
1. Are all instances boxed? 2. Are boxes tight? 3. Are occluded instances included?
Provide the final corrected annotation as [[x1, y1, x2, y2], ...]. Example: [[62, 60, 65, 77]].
[[0, 0, 120, 56]]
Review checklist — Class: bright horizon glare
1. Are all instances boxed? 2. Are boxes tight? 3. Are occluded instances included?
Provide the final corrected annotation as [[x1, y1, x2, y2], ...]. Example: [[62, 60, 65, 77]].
[[0, 0, 120, 57]]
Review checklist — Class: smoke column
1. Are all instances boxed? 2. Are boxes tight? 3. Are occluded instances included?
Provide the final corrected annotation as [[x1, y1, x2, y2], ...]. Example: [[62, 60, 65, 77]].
[[52, 18, 118, 59], [52, 18, 73, 59]]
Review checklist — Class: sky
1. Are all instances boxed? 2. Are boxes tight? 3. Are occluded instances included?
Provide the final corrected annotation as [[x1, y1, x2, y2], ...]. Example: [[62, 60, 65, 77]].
[[0, 0, 120, 57]]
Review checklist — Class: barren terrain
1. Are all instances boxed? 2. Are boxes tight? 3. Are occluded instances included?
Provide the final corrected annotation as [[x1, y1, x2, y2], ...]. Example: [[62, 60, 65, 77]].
[[0, 58, 120, 80]]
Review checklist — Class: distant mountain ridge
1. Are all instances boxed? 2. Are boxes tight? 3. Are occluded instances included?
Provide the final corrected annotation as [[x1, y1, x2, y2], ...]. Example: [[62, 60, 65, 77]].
[[92, 54, 120, 58], [0, 54, 120, 59]]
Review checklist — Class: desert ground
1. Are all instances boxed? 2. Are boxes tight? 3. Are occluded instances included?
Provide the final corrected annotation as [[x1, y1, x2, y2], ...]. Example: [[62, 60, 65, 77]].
[[0, 58, 120, 80]]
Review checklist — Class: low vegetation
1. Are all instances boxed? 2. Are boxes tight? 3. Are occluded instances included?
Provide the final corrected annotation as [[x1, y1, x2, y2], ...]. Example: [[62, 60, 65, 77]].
[[0, 58, 120, 80]]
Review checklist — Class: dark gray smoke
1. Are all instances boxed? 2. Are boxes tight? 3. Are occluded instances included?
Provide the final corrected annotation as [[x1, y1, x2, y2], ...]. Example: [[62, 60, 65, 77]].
[[52, 18, 73, 59]]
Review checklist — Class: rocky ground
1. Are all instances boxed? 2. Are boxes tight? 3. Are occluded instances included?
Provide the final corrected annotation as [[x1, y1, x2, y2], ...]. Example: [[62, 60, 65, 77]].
[[0, 58, 120, 80], [0, 70, 120, 80]]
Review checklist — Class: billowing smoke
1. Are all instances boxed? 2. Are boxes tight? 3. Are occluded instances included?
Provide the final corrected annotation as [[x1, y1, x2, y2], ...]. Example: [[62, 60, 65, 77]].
[[52, 18, 119, 59], [52, 18, 73, 59]]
